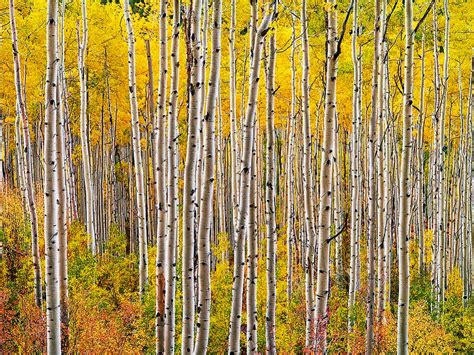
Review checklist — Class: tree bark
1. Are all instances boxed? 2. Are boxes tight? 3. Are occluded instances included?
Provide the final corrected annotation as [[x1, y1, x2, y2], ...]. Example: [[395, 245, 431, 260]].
[[228, 5, 276, 352], [44, 0, 61, 351], [123, 0, 149, 298], [9, 0, 43, 309]]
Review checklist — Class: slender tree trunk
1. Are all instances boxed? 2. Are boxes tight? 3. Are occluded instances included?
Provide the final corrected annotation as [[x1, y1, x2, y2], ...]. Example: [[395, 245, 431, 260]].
[[123, 0, 149, 298], [418, 30, 426, 274], [182, 0, 204, 351], [9, 0, 43, 309], [348, 0, 360, 332], [78, 0, 97, 255], [286, 12, 297, 304], [155, 0, 168, 351], [376, 0, 387, 322], [194, 0, 221, 351], [366, 0, 381, 350], [229, 0, 240, 236], [397, 0, 414, 349], [164, 0, 180, 351], [246, 140, 258, 353], [265, 32, 277, 354], [301, 0, 316, 347], [314, 0, 338, 351], [228, 6, 275, 352]]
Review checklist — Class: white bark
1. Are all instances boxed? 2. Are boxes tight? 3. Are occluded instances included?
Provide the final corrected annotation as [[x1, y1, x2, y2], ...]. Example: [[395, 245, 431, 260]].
[[265, 33, 277, 355], [194, 0, 221, 351], [164, 0, 180, 352], [155, 0, 168, 351], [123, 0, 149, 298], [366, 0, 381, 350], [182, 0, 204, 351], [314, 0, 337, 350], [44, 0, 61, 351], [301, 0, 316, 347], [397, 0, 414, 350], [78, 0, 97, 255], [9, 0, 43, 308], [348, 0, 360, 329], [228, 5, 275, 352]]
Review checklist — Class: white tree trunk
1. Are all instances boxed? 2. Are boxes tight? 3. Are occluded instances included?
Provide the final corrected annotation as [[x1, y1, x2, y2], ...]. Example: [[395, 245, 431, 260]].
[[314, 0, 337, 350], [44, 0, 61, 351], [348, 0, 360, 331], [228, 6, 275, 352], [397, 0, 414, 349], [78, 0, 97, 255], [123, 0, 149, 298], [155, 0, 168, 351], [265, 32, 277, 354], [301, 0, 316, 347], [164, 0, 180, 352], [182, 0, 204, 351], [194, 0, 221, 351], [366, 0, 381, 350], [9, 0, 43, 308]]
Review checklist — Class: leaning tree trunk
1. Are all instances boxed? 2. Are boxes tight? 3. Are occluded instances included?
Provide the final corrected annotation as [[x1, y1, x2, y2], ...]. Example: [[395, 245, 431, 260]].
[[314, 0, 338, 351], [397, 0, 414, 350], [9, 0, 43, 308], [44, 0, 61, 351], [155, 0, 167, 351], [228, 5, 276, 352], [194, 0, 221, 351], [123, 0, 149, 299]]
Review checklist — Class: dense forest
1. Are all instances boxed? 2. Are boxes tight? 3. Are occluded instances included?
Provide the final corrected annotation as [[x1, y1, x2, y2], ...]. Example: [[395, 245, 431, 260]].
[[0, 0, 472, 353]]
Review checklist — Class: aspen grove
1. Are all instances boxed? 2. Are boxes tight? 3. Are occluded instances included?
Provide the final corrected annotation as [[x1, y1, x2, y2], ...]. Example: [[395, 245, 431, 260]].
[[0, 0, 473, 353]]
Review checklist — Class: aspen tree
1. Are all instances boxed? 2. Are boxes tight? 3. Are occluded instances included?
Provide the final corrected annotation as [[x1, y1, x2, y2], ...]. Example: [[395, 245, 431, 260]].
[[376, 0, 387, 322], [57, 0, 69, 336], [301, 0, 317, 346], [9, 0, 43, 308], [182, 0, 204, 351], [155, 0, 168, 350], [194, 0, 221, 351], [229, 0, 240, 231], [417, 30, 426, 274], [44, 0, 61, 350], [246, 145, 258, 353], [286, 11, 297, 304], [397, 0, 414, 348], [437, 0, 449, 311], [348, 0, 360, 330], [78, 0, 97, 255], [314, 0, 338, 350], [228, 4, 276, 351], [164, 0, 180, 351], [265, 31, 277, 355], [366, 0, 381, 350], [56, 83, 68, 347], [123, 0, 149, 298]]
